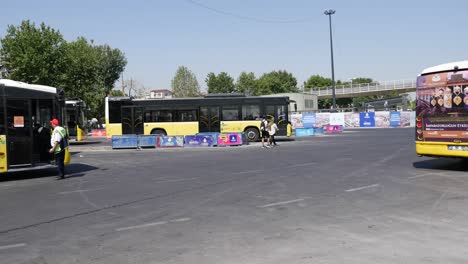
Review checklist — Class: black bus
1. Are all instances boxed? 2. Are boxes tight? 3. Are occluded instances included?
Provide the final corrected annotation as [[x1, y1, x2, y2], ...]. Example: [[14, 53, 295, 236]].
[[0, 79, 68, 173]]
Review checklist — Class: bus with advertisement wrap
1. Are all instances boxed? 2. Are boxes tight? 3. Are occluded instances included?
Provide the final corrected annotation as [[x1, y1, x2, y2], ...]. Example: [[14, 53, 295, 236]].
[[105, 94, 292, 142], [416, 61, 468, 158]]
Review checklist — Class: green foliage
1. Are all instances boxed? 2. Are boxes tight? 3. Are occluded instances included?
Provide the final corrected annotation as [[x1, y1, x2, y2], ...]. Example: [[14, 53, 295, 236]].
[[351, 77, 374, 84], [235, 72, 257, 95], [206, 72, 235, 94], [171, 66, 200, 97], [256, 70, 298, 95], [109, 89, 125, 96], [0, 20, 127, 119], [0, 20, 66, 87], [304, 75, 332, 91]]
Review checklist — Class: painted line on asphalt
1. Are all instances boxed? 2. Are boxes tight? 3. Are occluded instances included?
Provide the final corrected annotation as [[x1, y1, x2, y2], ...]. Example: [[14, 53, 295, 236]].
[[258, 198, 307, 208], [58, 188, 103, 195], [346, 184, 380, 192], [233, 169, 264, 175], [287, 162, 316, 168], [115, 217, 191, 232], [0, 243, 26, 250], [408, 174, 431, 180]]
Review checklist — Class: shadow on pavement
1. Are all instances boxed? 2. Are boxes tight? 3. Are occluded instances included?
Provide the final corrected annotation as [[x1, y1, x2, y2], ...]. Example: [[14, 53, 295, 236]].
[[413, 158, 468, 172], [0, 163, 99, 182]]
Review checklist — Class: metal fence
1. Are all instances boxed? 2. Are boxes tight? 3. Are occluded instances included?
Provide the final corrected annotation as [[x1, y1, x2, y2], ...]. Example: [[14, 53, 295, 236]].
[[312, 79, 416, 98]]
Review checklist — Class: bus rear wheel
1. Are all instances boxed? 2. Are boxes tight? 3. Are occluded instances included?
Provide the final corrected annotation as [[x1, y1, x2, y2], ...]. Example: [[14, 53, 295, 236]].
[[244, 128, 260, 142], [151, 129, 166, 136]]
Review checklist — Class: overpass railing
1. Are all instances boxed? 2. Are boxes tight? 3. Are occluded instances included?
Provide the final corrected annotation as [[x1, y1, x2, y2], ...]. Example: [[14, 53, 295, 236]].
[[312, 79, 416, 97]]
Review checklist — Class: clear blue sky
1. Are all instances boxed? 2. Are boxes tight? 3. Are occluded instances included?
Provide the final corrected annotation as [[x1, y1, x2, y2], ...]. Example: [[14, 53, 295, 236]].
[[1, 0, 467, 91]]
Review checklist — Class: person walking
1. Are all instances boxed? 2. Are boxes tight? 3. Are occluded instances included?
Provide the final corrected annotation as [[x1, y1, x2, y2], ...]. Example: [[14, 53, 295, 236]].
[[260, 116, 269, 148], [267, 120, 278, 147], [49, 118, 68, 179]]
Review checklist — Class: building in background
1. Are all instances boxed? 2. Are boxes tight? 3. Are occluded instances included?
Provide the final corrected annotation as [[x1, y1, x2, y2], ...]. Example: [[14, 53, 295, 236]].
[[147, 89, 173, 99], [262, 93, 318, 113]]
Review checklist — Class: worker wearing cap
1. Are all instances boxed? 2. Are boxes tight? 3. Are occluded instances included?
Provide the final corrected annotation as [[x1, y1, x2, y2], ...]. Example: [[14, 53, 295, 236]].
[[49, 119, 68, 179]]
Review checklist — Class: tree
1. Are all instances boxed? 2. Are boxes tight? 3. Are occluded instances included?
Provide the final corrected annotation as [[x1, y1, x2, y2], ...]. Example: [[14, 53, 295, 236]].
[[171, 66, 200, 97], [0, 20, 66, 87], [206, 72, 235, 94], [95, 44, 127, 94], [256, 70, 298, 95], [304, 75, 332, 92], [235, 72, 257, 95], [0, 20, 127, 118], [109, 89, 125, 96]]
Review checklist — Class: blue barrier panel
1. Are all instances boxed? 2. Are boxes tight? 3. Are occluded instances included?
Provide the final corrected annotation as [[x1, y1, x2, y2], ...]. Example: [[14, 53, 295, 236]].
[[112, 135, 138, 149], [156, 136, 184, 148], [306, 128, 315, 136], [314, 127, 324, 134], [138, 135, 157, 148], [217, 133, 243, 146], [295, 128, 309, 137], [196, 132, 220, 146], [184, 135, 213, 147]]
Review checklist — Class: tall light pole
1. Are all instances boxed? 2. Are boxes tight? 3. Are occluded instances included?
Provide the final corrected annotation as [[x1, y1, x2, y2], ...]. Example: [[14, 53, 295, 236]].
[[324, 9, 336, 109]]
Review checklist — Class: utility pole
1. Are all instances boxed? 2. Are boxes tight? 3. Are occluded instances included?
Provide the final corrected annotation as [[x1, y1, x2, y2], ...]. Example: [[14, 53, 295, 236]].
[[324, 9, 337, 110]]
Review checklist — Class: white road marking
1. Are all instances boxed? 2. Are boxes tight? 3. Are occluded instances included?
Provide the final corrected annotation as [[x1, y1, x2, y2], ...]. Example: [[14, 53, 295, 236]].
[[408, 174, 431, 179], [0, 243, 26, 250], [346, 184, 380, 192], [287, 162, 316, 168], [258, 198, 307, 208], [58, 189, 102, 195], [232, 169, 264, 175], [116, 218, 191, 232], [169, 217, 191, 223]]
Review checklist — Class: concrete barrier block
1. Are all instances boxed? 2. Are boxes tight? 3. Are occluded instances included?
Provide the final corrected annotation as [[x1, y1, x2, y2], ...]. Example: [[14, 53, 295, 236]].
[[184, 135, 214, 147], [217, 133, 243, 146], [138, 135, 157, 148], [156, 136, 184, 148], [112, 135, 138, 149]]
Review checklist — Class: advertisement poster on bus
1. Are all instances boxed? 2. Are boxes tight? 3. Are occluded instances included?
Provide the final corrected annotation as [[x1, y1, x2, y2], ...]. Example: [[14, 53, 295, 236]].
[[389, 112, 401, 127], [302, 113, 316, 128], [329, 113, 345, 126], [416, 70, 468, 142], [359, 112, 375, 127]]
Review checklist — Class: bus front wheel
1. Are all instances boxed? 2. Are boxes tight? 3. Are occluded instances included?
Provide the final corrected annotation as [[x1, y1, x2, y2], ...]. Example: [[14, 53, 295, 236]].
[[151, 129, 166, 136], [244, 128, 260, 142]]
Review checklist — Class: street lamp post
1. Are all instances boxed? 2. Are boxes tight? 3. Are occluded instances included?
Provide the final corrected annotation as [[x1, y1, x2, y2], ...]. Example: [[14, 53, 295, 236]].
[[324, 9, 336, 109]]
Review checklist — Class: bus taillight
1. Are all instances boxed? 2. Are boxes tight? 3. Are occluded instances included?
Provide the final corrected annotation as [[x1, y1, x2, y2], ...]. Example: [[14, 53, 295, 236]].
[[416, 116, 423, 140]]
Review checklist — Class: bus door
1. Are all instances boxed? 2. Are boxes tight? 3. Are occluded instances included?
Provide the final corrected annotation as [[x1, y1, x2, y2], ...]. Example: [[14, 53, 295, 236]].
[[121, 106, 143, 134], [6, 99, 33, 166], [265, 105, 288, 136], [199, 106, 220, 133]]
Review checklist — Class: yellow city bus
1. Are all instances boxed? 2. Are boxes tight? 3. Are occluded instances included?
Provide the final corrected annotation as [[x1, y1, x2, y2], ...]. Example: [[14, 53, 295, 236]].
[[416, 61, 468, 158], [105, 94, 292, 141], [0, 79, 70, 173], [65, 99, 88, 142]]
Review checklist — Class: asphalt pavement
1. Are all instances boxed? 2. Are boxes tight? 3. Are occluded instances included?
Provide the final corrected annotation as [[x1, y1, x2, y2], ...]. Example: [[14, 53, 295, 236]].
[[1, 128, 467, 264]]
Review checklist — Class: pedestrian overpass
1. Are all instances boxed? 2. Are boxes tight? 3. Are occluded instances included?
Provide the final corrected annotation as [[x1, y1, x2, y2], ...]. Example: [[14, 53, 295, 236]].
[[312, 79, 416, 99]]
